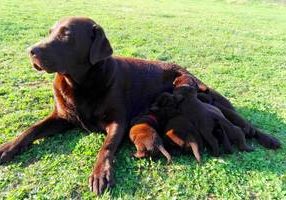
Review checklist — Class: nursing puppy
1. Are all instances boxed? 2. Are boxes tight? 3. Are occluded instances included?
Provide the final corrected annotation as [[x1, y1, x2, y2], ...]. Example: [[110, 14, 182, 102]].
[[151, 92, 203, 162], [174, 74, 281, 150], [155, 92, 231, 159], [129, 114, 171, 163], [129, 92, 184, 162], [165, 116, 203, 162], [197, 92, 281, 149], [173, 85, 253, 156]]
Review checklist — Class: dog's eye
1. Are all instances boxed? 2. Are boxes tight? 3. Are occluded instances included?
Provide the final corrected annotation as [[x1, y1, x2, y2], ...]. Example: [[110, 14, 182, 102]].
[[57, 27, 71, 41]]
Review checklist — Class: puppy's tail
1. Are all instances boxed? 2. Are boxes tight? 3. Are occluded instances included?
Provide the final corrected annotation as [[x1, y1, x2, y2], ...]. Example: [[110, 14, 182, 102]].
[[157, 144, 172, 163]]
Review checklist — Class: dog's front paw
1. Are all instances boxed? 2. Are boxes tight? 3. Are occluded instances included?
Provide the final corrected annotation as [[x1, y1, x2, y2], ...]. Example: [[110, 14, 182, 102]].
[[89, 158, 115, 195], [0, 141, 19, 164]]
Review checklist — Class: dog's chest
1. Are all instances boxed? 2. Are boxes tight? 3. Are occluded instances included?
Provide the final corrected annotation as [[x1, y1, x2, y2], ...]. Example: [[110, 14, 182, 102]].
[[73, 89, 111, 131], [54, 75, 108, 131]]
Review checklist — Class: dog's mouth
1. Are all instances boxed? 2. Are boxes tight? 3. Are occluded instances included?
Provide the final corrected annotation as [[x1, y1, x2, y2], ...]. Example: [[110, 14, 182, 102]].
[[30, 56, 54, 73], [33, 62, 43, 71]]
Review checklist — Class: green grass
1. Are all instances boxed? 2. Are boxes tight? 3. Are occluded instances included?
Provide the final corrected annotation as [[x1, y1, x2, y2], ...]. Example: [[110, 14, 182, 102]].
[[0, 0, 285, 199]]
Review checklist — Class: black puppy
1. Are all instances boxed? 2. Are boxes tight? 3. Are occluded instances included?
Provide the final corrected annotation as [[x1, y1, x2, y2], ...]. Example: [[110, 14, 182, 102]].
[[197, 92, 281, 149], [151, 92, 203, 162], [173, 86, 253, 156]]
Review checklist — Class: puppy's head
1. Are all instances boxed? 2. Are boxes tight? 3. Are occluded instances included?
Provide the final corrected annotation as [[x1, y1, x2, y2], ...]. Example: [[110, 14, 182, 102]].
[[150, 92, 180, 118], [28, 17, 113, 82], [173, 85, 198, 99]]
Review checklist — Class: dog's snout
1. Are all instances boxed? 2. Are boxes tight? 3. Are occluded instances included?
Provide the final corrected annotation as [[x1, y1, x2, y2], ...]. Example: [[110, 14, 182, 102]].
[[29, 46, 41, 57]]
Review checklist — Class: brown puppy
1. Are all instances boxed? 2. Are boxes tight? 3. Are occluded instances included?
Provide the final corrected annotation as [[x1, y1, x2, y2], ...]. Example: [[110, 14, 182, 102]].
[[129, 123, 171, 162], [0, 17, 279, 195], [129, 110, 172, 162], [173, 86, 253, 156], [129, 92, 181, 162], [197, 92, 281, 149]]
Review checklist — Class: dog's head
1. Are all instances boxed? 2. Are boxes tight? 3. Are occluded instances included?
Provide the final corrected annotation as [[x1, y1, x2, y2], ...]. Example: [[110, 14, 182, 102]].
[[28, 17, 113, 82]]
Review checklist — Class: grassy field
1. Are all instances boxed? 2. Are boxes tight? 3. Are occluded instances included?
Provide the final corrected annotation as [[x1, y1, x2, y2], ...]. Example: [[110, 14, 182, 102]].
[[0, 0, 285, 199]]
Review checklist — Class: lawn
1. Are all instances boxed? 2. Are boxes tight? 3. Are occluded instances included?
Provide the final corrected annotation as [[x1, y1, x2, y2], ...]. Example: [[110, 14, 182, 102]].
[[0, 0, 285, 199]]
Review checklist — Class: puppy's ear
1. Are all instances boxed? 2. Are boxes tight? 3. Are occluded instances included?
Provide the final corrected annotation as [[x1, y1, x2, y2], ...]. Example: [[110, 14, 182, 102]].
[[89, 25, 113, 65]]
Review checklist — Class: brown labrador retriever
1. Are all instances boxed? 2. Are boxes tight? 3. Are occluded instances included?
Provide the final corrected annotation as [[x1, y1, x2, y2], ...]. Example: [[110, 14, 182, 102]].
[[0, 17, 281, 195]]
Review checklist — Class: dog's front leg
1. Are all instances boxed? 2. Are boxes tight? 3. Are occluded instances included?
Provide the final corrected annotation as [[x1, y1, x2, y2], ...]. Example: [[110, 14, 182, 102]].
[[0, 113, 73, 164], [89, 120, 126, 195]]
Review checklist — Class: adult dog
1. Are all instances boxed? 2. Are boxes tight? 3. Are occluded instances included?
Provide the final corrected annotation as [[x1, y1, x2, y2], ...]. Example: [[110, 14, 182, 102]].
[[0, 17, 280, 195]]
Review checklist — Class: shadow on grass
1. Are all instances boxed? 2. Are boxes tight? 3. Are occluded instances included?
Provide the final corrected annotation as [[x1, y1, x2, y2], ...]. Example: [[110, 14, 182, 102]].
[[1, 106, 285, 197], [3, 129, 86, 168]]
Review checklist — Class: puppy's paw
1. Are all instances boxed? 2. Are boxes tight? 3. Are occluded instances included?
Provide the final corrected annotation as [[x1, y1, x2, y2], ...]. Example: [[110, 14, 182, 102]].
[[133, 151, 148, 159], [239, 145, 254, 152], [210, 144, 220, 157], [223, 146, 234, 154]]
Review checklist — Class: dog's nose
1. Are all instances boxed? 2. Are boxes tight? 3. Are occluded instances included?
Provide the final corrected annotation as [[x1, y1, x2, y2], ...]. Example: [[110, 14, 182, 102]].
[[29, 46, 41, 57]]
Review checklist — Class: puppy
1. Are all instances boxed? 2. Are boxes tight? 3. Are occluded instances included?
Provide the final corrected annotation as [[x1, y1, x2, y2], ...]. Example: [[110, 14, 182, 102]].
[[173, 86, 253, 156], [151, 93, 203, 162], [197, 92, 281, 149], [129, 95, 176, 163], [129, 116, 171, 163]]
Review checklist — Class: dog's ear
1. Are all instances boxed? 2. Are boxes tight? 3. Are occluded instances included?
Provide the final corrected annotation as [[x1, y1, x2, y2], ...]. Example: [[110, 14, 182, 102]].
[[89, 25, 113, 65]]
